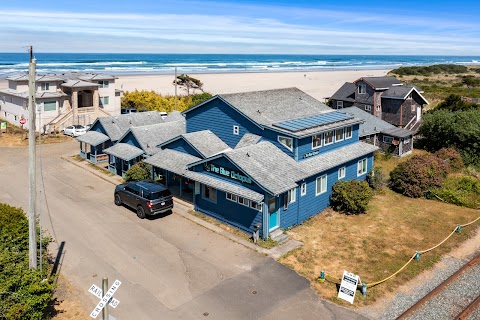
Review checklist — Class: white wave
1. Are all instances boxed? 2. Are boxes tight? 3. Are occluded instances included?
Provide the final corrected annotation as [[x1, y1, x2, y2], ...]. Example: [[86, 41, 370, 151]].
[[104, 67, 154, 70]]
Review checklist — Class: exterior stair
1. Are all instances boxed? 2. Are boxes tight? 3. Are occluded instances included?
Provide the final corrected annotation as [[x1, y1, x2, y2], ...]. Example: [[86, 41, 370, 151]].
[[270, 228, 288, 243]]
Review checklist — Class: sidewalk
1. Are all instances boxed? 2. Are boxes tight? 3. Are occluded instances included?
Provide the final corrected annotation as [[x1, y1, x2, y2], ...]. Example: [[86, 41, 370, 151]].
[[62, 154, 303, 260]]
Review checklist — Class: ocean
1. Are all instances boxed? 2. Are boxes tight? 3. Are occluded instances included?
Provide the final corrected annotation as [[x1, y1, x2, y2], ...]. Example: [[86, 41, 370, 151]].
[[1, 53, 479, 77]]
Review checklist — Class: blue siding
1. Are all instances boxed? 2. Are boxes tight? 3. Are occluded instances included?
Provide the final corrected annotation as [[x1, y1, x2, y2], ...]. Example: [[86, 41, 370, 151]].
[[185, 98, 262, 148], [261, 129, 296, 158], [297, 124, 360, 160], [162, 139, 203, 158], [121, 132, 142, 149], [91, 122, 108, 136], [195, 189, 263, 234]]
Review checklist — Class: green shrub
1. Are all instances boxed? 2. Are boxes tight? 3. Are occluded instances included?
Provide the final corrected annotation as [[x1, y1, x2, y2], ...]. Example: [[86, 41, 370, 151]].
[[0, 203, 54, 320], [435, 147, 464, 172], [330, 180, 373, 214], [429, 176, 480, 208], [389, 155, 450, 198], [124, 161, 152, 182], [366, 167, 386, 191]]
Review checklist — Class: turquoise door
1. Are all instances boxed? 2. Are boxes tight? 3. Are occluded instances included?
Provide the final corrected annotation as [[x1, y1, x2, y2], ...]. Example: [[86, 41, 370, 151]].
[[268, 197, 279, 230]]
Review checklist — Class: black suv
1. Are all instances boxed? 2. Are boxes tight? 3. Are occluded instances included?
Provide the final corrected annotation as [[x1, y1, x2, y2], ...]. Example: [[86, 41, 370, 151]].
[[114, 181, 173, 218]]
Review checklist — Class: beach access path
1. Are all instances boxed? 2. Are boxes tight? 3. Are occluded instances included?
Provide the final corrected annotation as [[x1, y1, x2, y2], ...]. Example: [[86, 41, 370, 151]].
[[0, 141, 365, 319]]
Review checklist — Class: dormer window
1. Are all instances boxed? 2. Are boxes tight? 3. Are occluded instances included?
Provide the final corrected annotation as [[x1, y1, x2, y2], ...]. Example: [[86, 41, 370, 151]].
[[41, 82, 50, 91], [336, 101, 343, 109], [358, 84, 366, 94], [278, 136, 293, 151], [99, 80, 109, 88]]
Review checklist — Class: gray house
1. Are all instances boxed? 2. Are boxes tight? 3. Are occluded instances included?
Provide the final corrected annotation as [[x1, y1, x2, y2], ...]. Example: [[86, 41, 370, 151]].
[[339, 107, 414, 157], [330, 76, 429, 130]]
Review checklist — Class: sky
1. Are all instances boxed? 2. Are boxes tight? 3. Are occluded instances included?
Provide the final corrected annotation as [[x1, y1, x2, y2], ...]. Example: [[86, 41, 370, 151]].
[[1, 0, 480, 55]]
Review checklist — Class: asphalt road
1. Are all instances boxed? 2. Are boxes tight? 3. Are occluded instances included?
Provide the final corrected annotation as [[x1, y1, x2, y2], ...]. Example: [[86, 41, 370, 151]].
[[0, 141, 365, 320]]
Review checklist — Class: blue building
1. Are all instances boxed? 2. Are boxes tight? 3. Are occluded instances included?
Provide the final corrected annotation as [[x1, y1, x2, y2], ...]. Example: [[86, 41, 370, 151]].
[[145, 88, 378, 240]]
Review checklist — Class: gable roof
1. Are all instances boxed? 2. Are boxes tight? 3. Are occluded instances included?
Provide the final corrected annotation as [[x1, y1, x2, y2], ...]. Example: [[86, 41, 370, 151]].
[[61, 80, 100, 88], [329, 82, 356, 102], [159, 130, 231, 158], [97, 111, 166, 142], [5, 74, 64, 82], [355, 76, 402, 89], [382, 86, 429, 104], [235, 133, 262, 149], [103, 143, 144, 161], [76, 131, 109, 146], [129, 120, 186, 155]]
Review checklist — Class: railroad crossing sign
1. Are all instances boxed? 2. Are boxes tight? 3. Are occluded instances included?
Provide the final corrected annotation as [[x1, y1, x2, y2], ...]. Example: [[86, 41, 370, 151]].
[[89, 279, 121, 319]]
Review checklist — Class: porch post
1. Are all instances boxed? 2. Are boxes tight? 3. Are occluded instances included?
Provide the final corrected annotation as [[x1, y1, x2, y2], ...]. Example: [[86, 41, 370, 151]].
[[150, 165, 155, 180], [72, 90, 78, 124], [93, 88, 100, 116], [179, 177, 183, 198], [262, 194, 269, 240]]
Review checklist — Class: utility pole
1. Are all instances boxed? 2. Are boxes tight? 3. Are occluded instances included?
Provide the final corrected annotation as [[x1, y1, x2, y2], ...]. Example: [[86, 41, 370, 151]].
[[28, 46, 37, 269], [174, 67, 178, 109]]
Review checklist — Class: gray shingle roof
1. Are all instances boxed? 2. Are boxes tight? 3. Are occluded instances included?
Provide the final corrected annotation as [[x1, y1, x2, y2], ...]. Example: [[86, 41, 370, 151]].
[[0, 88, 67, 99], [129, 120, 185, 156], [163, 110, 184, 122], [222, 141, 304, 195], [76, 131, 109, 146], [235, 133, 262, 149], [329, 82, 356, 102], [219, 87, 331, 126], [103, 143, 144, 161], [61, 80, 100, 88], [98, 111, 166, 142], [5, 74, 64, 82], [145, 149, 200, 175], [382, 127, 413, 138], [339, 107, 397, 137], [382, 86, 414, 99], [299, 142, 379, 179], [357, 76, 402, 89], [78, 74, 117, 81], [182, 130, 231, 158]]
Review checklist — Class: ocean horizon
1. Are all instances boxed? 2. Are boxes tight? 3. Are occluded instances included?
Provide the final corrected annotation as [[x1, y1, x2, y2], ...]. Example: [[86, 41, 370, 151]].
[[1, 53, 479, 77]]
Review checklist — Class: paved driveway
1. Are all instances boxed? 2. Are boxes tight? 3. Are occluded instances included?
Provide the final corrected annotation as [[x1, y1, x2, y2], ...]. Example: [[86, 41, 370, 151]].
[[0, 141, 365, 320]]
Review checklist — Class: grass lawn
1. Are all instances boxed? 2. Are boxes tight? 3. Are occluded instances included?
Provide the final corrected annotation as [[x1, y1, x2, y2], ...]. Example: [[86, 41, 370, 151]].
[[279, 150, 480, 306]]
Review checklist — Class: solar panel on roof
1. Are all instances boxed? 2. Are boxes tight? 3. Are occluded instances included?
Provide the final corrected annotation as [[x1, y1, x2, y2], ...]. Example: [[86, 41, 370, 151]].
[[273, 112, 353, 132]]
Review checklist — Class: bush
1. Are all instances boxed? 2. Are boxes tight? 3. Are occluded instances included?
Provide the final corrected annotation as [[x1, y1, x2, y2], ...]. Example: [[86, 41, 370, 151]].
[[366, 167, 386, 191], [429, 176, 480, 208], [389, 155, 450, 198], [121, 90, 212, 112], [435, 147, 464, 172], [124, 162, 152, 182], [330, 180, 373, 214], [0, 203, 54, 319]]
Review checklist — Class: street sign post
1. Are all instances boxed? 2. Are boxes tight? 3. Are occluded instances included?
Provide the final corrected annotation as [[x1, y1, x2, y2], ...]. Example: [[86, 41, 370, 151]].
[[338, 271, 359, 304], [89, 279, 121, 319]]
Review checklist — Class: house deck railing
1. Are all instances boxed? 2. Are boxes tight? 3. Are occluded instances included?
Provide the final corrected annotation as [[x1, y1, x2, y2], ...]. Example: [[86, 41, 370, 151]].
[[404, 115, 417, 130], [78, 106, 95, 113]]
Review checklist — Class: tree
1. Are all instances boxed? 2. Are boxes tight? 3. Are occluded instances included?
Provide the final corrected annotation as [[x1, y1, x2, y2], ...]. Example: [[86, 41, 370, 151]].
[[124, 162, 152, 182], [173, 74, 204, 95], [121, 90, 212, 112], [330, 180, 373, 214]]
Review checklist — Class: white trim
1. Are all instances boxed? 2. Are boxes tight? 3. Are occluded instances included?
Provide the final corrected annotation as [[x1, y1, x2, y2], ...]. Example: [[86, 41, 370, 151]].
[[316, 175, 327, 196], [278, 135, 293, 152], [365, 105, 372, 112], [338, 167, 346, 179], [335, 128, 344, 142], [336, 101, 343, 109], [324, 130, 334, 146], [233, 125, 239, 135], [358, 84, 366, 94], [300, 182, 307, 196], [383, 135, 394, 144], [345, 126, 353, 139], [357, 158, 367, 176], [312, 133, 322, 149]]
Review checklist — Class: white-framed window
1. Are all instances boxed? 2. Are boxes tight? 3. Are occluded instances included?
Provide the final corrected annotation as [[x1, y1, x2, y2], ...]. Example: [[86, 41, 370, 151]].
[[345, 126, 353, 139], [99, 80, 109, 88], [338, 167, 346, 179], [358, 84, 366, 94], [316, 175, 327, 196], [365, 105, 372, 112], [233, 125, 239, 135], [202, 185, 217, 203], [43, 101, 56, 112], [357, 158, 367, 176], [312, 133, 322, 149], [335, 128, 344, 142], [226, 192, 238, 202], [376, 105, 381, 111], [100, 96, 109, 106], [238, 196, 250, 207], [250, 201, 262, 211], [41, 82, 50, 91], [336, 101, 343, 109], [278, 136, 293, 151], [383, 135, 394, 144], [284, 187, 296, 210], [14, 115, 18, 121], [411, 104, 416, 112], [301, 183, 307, 196], [324, 130, 334, 145]]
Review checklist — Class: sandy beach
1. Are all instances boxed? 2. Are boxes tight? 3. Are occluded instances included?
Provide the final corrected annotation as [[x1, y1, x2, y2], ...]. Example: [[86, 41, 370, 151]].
[[0, 69, 390, 101]]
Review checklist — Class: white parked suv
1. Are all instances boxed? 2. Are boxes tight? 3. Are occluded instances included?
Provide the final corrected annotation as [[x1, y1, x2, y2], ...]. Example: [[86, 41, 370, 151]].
[[64, 125, 87, 137]]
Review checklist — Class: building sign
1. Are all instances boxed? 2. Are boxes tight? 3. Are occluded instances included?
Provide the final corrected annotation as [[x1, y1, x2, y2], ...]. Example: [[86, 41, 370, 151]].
[[302, 150, 319, 159], [204, 162, 253, 185], [338, 271, 359, 304]]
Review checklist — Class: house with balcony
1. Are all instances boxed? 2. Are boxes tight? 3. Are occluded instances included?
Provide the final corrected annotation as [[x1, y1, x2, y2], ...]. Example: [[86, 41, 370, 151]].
[[0, 73, 122, 133], [144, 88, 378, 240], [329, 76, 429, 130]]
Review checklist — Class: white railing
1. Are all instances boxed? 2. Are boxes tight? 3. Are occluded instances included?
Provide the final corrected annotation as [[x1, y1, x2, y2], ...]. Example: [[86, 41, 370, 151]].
[[404, 115, 417, 130]]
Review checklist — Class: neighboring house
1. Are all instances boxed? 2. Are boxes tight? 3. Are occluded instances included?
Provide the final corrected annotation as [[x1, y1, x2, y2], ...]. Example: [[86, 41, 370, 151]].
[[339, 107, 414, 157], [329, 76, 429, 130], [0, 73, 123, 133], [77, 111, 181, 164], [103, 120, 185, 177], [144, 88, 378, 240]]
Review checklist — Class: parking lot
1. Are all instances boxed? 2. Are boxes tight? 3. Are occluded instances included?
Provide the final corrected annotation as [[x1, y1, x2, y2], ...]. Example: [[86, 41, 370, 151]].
[[0, 141, 364, 319]]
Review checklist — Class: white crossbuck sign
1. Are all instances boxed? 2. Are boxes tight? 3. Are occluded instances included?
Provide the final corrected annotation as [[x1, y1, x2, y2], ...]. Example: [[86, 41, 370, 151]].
[[89, 279, 122, 318]]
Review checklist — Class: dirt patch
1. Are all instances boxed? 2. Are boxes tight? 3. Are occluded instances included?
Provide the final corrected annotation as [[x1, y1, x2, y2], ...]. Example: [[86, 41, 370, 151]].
[[0, 131, 73, 146], [49, 274, 89, 319]]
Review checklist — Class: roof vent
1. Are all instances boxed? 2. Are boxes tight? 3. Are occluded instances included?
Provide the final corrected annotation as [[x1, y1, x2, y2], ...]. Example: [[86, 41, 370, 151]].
[[246, 152, 250, 157], [257, 110, 261, 114]]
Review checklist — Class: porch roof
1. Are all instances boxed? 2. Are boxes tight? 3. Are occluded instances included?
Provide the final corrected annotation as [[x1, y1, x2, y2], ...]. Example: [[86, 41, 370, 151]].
[[103, 143, 144, 161], [61, 80, 100, 88], [76, 131, 109, 146]]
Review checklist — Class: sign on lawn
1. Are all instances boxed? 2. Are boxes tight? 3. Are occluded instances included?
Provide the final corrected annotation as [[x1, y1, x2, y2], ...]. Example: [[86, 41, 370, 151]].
[[89, 279, 121, 319], [337, 271, 359, 304]]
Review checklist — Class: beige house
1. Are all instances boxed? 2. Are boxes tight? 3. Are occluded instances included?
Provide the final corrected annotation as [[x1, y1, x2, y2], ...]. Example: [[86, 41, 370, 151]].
[[0, 73, 122, 133]]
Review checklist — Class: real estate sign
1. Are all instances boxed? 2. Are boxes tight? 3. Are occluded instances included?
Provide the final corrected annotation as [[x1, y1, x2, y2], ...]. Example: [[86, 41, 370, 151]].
[[338, 271, 359, 304]]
